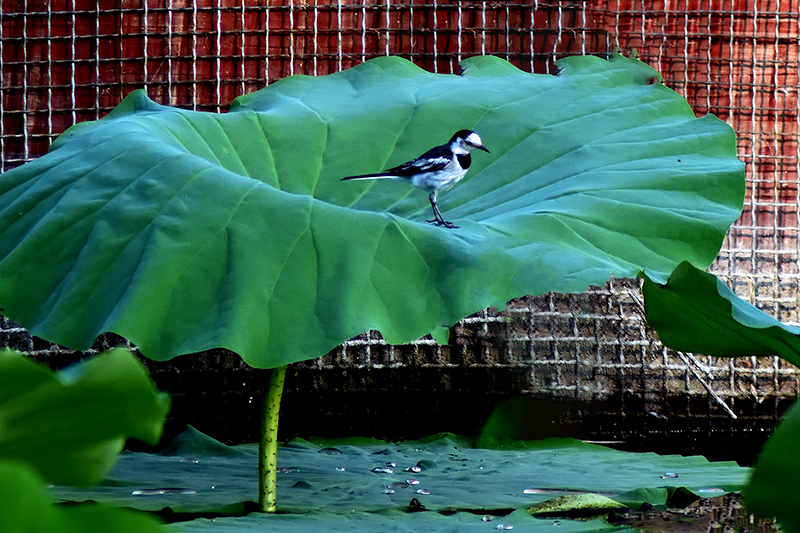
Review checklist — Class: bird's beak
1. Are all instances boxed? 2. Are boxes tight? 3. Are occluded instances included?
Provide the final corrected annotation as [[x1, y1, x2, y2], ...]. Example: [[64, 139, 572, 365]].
[[479, 145, 490, 153]]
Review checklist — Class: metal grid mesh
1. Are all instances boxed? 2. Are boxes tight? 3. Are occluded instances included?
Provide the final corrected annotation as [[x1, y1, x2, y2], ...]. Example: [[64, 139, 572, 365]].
[[601, 0, 800, 327], [1, 1, 799, 426]]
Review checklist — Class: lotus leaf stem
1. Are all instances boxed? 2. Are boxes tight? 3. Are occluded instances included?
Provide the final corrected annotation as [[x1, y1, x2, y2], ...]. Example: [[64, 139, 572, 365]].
[[259, 364, 287, 512]]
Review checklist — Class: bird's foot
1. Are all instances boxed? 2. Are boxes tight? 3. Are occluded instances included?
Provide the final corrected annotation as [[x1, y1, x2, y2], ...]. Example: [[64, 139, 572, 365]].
[[427, 218, 459, 229]]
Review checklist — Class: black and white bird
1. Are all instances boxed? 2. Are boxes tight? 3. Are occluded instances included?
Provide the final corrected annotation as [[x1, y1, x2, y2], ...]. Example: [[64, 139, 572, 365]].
[[342, 130, 490, 229]]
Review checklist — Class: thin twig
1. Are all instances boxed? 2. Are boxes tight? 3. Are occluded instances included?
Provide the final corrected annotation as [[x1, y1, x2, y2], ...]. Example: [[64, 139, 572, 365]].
[[629, 288, 737, 419], [675, 350, 738, 419]]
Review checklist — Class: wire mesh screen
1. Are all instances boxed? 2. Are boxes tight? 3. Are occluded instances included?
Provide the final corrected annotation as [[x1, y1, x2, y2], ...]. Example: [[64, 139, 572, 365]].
[[1, 1, 799, 445]]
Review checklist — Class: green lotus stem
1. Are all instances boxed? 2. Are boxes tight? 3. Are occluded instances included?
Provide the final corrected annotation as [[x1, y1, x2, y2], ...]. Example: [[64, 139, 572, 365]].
[[259, 364, 287, 513]]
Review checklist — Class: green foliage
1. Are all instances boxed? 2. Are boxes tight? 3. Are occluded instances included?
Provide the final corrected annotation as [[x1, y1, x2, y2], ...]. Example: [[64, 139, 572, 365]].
[[0, 350, 168, 532], [0, 348, 170, 485], [0, 462, 161, 533], [641, 261, 800, 366], [745, 400, 800, 531], [640, 261, 800, 528], [0, 54, 743, 368]]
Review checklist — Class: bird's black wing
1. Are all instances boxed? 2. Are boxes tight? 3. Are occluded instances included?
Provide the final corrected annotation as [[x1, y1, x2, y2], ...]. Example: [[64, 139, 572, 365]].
[[386, 144, 452, 176]]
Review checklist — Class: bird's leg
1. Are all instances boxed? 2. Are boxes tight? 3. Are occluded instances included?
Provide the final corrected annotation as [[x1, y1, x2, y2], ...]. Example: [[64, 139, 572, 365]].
[[426, 192, 458, 229]]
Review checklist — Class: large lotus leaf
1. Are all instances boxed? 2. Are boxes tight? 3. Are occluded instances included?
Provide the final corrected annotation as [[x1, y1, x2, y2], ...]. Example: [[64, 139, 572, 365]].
[[0, 461, 164, 533], [0, 54, 743, 368], [0, 349, 170, 486], [55, 428, 747, 514], [167, 511, 631, 533], [641, 261, 800, 367]]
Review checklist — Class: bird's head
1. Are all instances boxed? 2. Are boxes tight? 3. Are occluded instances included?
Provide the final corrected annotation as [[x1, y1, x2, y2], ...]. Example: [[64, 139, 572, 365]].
[[450, 130, 490, 153]]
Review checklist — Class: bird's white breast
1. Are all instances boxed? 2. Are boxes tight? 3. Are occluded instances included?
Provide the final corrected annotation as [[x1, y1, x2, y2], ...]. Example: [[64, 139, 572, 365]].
[[409, 160, 467, 192]]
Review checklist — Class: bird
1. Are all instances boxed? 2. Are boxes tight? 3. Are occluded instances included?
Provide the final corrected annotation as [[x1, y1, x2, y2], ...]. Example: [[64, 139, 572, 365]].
[[341, 130, 490, 229]]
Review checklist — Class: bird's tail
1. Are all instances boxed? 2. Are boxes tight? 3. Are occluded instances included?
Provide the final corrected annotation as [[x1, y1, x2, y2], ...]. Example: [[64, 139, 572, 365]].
[[341, 173, 398, 181]]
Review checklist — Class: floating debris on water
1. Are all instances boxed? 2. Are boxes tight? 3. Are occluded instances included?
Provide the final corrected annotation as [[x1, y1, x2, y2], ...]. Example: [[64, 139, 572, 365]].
[[372, 466, 394, 474], [382, 487, 395, 495], [481, 515, 493, 522], [661, 472, 679, 479], [495, 523, 514, 530], [698, 488, 725, 493], [179, 457, 200, 464], [131, 488, 197, 496], [408, 497, 426, 511], [415, 488, 431, 495], [335, 466, 346, 472], [405, 478, 420, 485], [276, 467, 299, 473]]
